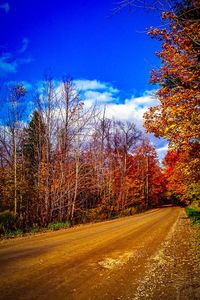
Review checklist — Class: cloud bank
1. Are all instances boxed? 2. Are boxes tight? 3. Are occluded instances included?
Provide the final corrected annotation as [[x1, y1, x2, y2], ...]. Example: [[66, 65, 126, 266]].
[[76, 79, 158, 128]]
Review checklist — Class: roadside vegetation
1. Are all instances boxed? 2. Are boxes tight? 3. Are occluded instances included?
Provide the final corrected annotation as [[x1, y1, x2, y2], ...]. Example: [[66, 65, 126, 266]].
[[186, 203, 200, 225], [0, 205, 148, 238], [0, 210, 72, 238]]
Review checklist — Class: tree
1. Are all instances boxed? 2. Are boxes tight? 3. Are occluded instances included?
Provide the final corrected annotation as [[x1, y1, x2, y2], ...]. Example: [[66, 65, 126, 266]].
[[163, 146, 200, 205], [144, 0, 200, 149], [0, 84, 26, 215], [23, 110, 46, 225], [141, 0, 200, 204], [52, 77, 81, 222], [132, 138, 165, 208], [112, 121, 141, 211]]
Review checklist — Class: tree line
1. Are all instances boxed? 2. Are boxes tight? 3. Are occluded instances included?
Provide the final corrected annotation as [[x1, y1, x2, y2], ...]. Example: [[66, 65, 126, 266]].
[[0, 78, 165, 233]]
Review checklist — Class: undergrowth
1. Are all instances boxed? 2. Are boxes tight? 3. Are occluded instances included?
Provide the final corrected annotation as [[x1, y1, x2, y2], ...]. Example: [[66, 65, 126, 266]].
[[185, 207, 200, 225], [0, 221, 71, 239]]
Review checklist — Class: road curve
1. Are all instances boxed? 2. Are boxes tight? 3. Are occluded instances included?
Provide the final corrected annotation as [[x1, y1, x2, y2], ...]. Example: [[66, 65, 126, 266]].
[[0, 207, 190, 299]]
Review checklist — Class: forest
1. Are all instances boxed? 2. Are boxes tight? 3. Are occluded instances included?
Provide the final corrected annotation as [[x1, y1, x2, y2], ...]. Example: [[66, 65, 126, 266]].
[[0, 0, 199, 234], [0, 78, 166, 231]]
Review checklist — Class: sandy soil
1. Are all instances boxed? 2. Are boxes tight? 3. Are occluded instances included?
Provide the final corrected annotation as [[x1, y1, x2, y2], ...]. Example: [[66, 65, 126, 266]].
[[0, 206, 199, 300]]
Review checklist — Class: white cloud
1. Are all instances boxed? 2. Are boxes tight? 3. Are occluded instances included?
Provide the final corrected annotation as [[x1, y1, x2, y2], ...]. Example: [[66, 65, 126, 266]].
[[87, 91, 159, 129], [157, 144, 168, 153], [156, 143, 169, 162], [74, 79, 119, 93], [84, 90, 117, 103], [18, 38, 29, 54], [0, 3, 10, 13], [0, 54, 17, 76], [74, 78, 119, 110], [105, 93, 159, 127], [73, 79, 159, 129], [74, 79, 107, 91], [0, 36, 31, 77], [0, 54, 32, 77], [0, 49, 32, 78]]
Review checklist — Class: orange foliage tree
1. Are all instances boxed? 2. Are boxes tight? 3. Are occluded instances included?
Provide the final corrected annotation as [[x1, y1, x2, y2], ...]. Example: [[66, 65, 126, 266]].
[[144, 0, 200, 203], [144, 0, 199, 148], [131, 138, 166, 208]]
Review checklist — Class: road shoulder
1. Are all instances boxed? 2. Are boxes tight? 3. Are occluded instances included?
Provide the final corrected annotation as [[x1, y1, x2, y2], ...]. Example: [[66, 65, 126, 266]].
[[133, 208, 200, 300]]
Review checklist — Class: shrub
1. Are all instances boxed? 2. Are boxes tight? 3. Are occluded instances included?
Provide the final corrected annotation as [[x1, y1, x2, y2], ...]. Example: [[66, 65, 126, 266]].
[[187, 183, 200, 203], [185, 207, 200, 224], [4, 228, 24, 238], [0, 210, 19, 234], [29, 226, 41, 234]]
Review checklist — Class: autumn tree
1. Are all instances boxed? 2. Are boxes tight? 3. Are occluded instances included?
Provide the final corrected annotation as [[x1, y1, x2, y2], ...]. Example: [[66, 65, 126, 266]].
[[131, 138, 165, 208], [144, 0, 200, 149], [112, 121, 141, 211], [0, 84, 26, 216], [51, 78, 81, 222], [139, 0, 200, 204]]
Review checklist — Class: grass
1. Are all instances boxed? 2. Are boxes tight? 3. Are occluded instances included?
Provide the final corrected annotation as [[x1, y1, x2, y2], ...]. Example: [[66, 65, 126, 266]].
[[3, 228, 24, 238], [185, 207, 200, 225], [0, 221, 71, 239], [47, 221, 71, 231]]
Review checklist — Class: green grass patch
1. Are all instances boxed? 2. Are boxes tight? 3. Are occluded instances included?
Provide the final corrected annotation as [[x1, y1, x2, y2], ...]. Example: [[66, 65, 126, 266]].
[[2, 228, 24, 238], [185, 207, 200, 225], [47, 221, 71, 231]]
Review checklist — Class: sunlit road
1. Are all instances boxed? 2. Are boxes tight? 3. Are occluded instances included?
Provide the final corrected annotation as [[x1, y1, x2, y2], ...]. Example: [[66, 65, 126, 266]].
[[1, 206, 198, 300]]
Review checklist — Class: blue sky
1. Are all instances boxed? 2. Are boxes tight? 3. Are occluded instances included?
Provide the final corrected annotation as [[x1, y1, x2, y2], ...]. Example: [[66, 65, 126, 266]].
[[0, 0, 168, 158]]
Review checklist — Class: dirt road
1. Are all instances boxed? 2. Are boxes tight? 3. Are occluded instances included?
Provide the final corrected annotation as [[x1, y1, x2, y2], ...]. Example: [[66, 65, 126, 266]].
[[0, 207, 199, 300]]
